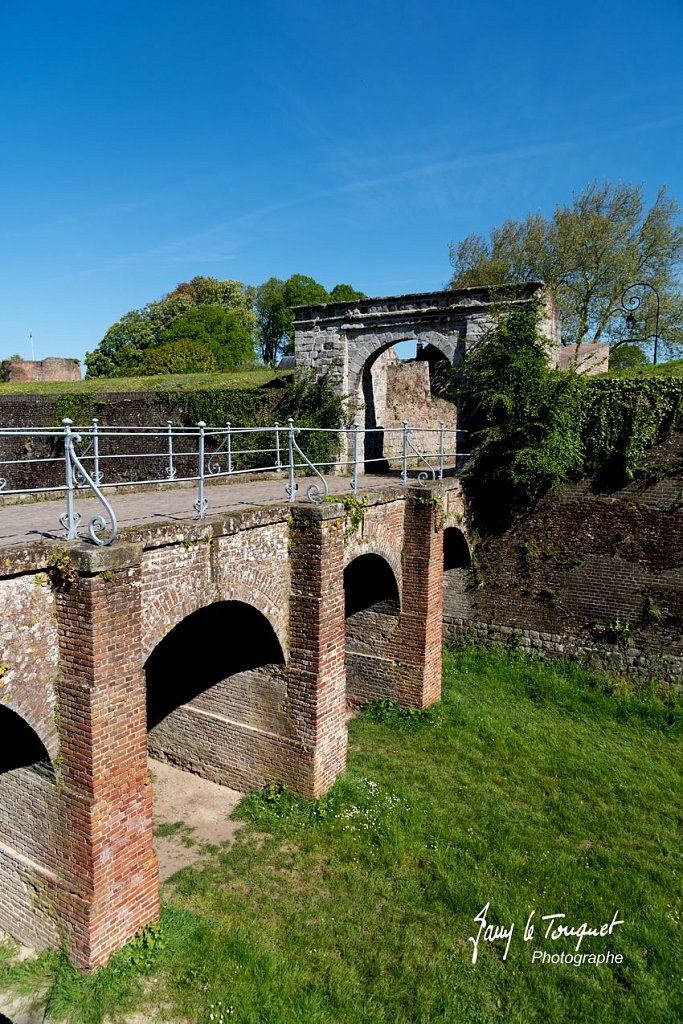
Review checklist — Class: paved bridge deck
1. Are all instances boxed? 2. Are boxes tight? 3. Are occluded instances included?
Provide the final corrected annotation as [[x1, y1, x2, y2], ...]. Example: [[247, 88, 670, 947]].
[[0, 473, 411, 550]]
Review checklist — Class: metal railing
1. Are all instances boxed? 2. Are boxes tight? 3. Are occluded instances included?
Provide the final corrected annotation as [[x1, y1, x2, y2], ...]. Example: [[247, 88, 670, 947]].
[[0, 418, 469, 546]]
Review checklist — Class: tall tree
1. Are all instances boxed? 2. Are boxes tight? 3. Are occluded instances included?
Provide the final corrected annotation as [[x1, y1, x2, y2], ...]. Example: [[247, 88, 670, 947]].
[[449, 181, 683, 354], [253, 275, 365, 366], [85, 276, 256, 377]]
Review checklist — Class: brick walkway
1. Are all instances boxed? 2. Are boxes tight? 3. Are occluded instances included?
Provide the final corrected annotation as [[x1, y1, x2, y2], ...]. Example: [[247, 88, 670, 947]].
[[0, 473, 406, 550]]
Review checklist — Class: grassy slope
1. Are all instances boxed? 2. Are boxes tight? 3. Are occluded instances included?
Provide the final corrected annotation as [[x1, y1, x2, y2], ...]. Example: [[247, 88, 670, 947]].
[[1, 648, 681, 1024], [604, 358, 683, 379], [0, 368, 291, 396]]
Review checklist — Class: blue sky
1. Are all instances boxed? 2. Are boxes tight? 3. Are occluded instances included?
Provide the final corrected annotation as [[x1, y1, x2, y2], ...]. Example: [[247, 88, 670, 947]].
[[2, 0, 683, 364]]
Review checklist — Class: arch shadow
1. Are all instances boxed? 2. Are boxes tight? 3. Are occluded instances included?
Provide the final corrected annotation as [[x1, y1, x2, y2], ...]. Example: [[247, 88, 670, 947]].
[[145, 600, 285, 731], [344, 554, 401, 707], [344, 553, 400, 617], [443, 527, 471, 570], [0, 704, 55, 777]]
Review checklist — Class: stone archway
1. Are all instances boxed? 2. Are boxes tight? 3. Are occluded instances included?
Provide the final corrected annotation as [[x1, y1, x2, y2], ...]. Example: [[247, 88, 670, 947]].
[[344, 552, 401, 706], [442, 526, 473, 633], [293, 283, 559, 472], [145, 600, 289, 793]]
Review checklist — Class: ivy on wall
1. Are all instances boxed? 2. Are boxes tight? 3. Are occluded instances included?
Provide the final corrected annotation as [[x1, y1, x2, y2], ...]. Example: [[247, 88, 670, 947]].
[[462, 300, 683, 531]]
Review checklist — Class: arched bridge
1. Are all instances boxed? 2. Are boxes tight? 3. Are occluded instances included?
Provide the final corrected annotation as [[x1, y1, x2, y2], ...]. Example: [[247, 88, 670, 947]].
[[0, 480, 470, 969]]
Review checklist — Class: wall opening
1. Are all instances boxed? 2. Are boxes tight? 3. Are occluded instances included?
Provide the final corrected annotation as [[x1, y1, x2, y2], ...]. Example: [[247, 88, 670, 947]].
[[361, 339, 456, 474], [443, 527, 470, 570], [442, 527, 472, 628], [145, 601, 289, 792], [344, 554, 401, 706]]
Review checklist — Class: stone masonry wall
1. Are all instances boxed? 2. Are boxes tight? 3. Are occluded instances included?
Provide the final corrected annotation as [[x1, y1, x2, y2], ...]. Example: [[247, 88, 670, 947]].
[[2, 358, 81, 384], [445, 441, 683, 688]]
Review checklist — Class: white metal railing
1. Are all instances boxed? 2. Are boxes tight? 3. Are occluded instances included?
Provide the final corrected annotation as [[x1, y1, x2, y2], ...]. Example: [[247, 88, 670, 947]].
[[0, 418, 469, 546]]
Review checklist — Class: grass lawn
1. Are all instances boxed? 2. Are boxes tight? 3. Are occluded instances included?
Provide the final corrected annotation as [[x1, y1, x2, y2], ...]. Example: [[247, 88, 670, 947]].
[[605, 358, 683, 379], [0, 368, 291, 396], [1, 647, 681, 1023]]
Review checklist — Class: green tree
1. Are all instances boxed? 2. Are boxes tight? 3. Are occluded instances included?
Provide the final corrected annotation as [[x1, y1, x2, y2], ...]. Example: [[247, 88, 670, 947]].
[[609, 344, 650, 372], [160, 305, 255, 368], [253, 275, 366, 366], [449, 180, 683, 355], [85, 276, 256, 377], [253, 277, 290, 366], [328, 283, 367, 302], [463, 300, 584, 527]]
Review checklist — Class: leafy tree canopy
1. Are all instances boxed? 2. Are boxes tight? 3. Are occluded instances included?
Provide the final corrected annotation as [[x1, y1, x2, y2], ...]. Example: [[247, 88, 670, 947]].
[[160, 305, 255, 369], [139, 338, 218, 376], [449, 180, 683, 356], [85, 276, 256, 377], [253, 275, 366, 366]]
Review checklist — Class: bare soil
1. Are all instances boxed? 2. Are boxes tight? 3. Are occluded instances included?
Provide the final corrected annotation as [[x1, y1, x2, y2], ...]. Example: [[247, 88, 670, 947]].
[[150, 758, 245, 883]]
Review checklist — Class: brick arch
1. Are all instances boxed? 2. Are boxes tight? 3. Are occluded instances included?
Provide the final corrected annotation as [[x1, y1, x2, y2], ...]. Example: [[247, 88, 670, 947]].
[[344, 538, 403, 605], [0, 695, 58, 766], [142, 584, 287, 664], [216, 575, 289, 660], [0, 702, 57, 774]]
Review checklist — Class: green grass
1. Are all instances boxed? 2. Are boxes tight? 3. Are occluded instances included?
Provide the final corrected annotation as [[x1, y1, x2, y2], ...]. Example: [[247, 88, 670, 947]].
[[0, 367, 291, 396], [605, 357, 683, 379], [1, 647, 681, 1023]]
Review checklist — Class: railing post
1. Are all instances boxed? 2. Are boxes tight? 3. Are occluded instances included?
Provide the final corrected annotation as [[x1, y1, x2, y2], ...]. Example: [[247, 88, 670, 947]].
[[401, 420, 409, 484], [225, 421, 233, 474], [91, 417, 102, 484], [351, 421, 359, 494], [166, 420, 176, 480], [61, 418, 79, 539], [438, 421, 445, 481], [193, 421, 208, 519], [274, 421, 282, 470], [287, 417, 297, 501]]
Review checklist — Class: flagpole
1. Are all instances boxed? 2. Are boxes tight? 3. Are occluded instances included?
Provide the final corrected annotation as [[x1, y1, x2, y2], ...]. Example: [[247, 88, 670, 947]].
[[28, 330, 34, 361]]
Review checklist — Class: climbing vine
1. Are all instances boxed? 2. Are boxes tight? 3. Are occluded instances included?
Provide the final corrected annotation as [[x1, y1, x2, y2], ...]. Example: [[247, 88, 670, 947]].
[[333, 493, 370, 542], [461, 299, 683, 530]]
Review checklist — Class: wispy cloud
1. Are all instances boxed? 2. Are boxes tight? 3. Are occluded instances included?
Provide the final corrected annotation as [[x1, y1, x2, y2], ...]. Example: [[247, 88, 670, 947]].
[[59, 109, 683, 280]]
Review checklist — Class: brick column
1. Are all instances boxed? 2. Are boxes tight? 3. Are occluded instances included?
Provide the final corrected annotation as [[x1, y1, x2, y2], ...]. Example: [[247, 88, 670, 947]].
[[288, 505, 347, 798], [397, 487, 444, 707], [54, 542, 158, 970]]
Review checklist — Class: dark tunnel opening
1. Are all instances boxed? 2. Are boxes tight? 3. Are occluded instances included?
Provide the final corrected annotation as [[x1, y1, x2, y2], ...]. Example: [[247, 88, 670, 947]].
[[145, 601, 285, 731]]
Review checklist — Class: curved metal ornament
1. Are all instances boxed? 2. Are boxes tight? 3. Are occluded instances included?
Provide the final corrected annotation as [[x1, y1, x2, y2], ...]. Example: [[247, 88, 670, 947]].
[[193, 496, 208, 518], [59, 509, 82, 534], [67, 436, 117, 545], [0, 478, 6, 491], [621, 283, 645, 314], [406, 434, 436, 487], [291, 433, 329, 504]]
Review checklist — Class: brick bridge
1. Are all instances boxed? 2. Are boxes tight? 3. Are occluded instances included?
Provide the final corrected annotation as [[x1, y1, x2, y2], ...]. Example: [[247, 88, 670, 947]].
[[0, 478, 471, 969]]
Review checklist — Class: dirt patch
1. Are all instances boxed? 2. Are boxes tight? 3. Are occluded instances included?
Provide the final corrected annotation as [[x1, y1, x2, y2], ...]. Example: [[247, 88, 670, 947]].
[[150, 759, 245, 882]]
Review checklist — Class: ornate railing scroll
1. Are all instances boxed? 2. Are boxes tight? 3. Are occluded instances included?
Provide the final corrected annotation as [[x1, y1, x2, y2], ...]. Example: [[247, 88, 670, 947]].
[[401, 421, 437, 486], [207, 422, 234, 476], [285, 418, 329, 504], [59, 419, 117, 545]]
